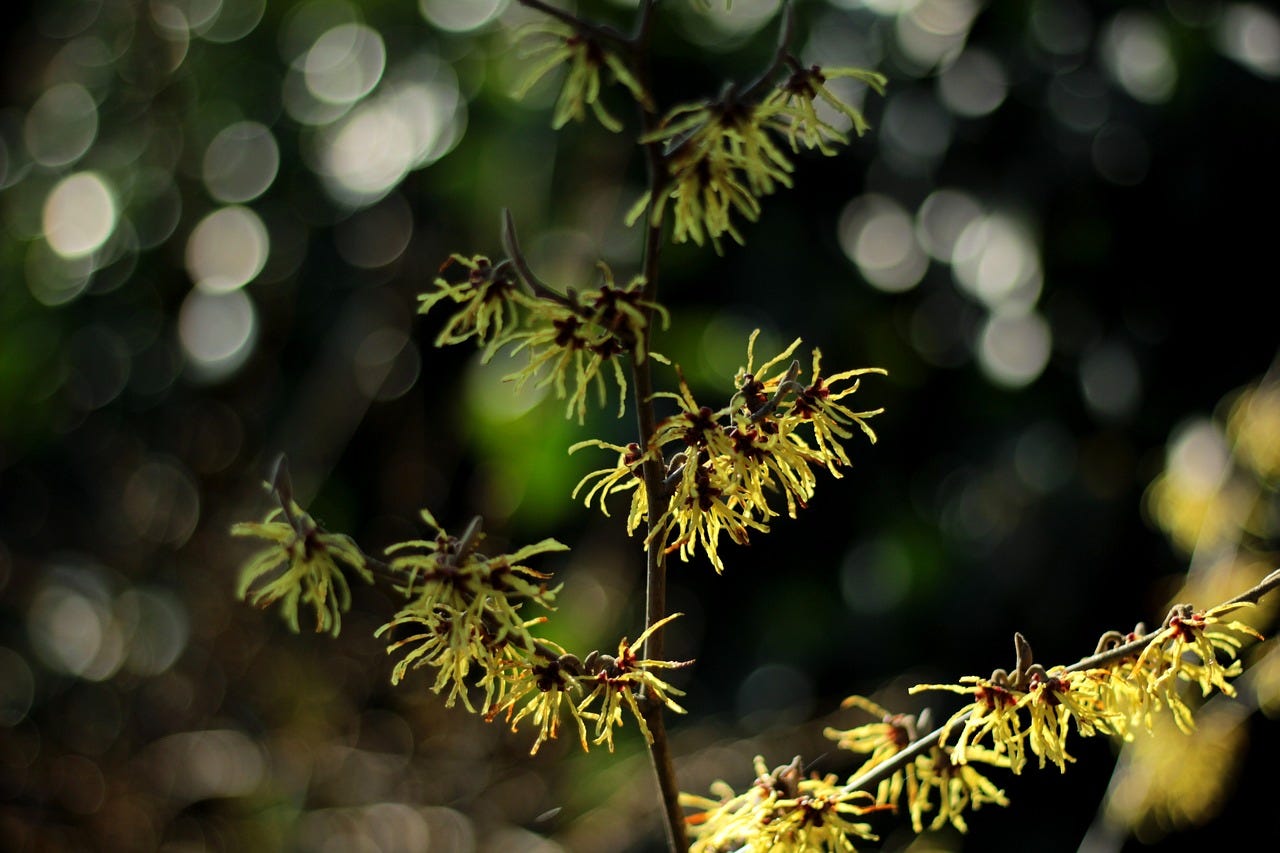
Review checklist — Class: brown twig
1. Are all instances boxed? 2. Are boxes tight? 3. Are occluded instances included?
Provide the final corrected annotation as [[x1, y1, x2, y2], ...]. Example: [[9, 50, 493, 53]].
[[841, 567, 1280, 796], [624, 0, 686, 848], [515, 0, 630, 46]]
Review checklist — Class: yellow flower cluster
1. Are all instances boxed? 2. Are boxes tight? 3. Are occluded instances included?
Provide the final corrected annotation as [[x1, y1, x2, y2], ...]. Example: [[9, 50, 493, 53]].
[[375, 509, 566, 713], [374, 510, 688, 754], [420, 256, 668, 423], [681, 756, 884, 853], [632, 64, 885, 251], [825, 696, 1010, 835], [232, 502, 371, 637], [911, 603, 1262, 775], [574, 330, 885, 572]]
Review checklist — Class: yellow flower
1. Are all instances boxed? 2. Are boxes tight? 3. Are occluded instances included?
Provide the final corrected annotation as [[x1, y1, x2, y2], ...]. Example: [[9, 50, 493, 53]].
[[636, 99, 792, 251], [515, 23, 651, 132], [910, 675, 1028, 771], [505, 303, 630, 423], [825, 695, 914, 809], [574, 613, 690, 751], [492, 641, 591, 754], [1020, 666, 1105, 771], [505, 268, 668, 423], [232, 503, 370, 637], [763, 64, 886, 154], [908, 744, 1010, 833], [1129, 602, 1261, 733], [579, 265, 669, 364], [419, 254, 526, 360], [682, 756, 882, 852], [650, 454, 768, 573], [784, 348, 885, 477], [568, 439, 650, 534], [378, 605, 529, 713]]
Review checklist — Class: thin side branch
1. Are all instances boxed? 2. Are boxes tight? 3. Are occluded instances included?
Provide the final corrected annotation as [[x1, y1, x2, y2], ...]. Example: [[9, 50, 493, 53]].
[[516, 0, 631, 47]]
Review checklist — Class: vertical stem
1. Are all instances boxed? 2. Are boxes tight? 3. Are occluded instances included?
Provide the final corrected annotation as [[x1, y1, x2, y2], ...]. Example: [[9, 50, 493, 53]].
[[629, 3, 688, 850]]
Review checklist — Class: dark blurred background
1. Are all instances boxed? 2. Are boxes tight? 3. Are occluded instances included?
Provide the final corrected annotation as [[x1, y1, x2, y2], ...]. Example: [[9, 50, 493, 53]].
[[3, 1, 1280, 851]]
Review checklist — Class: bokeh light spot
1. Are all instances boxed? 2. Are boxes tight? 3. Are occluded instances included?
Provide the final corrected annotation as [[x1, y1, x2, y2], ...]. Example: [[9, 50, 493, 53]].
[[0, 647, 35, 726], [43, 172, 118, 259], [1102, 11, 1177, 104], [953, 214, 1043, 310], [196, 0, 266, 43], [24, 82, 98, 167], [123, 458, 201, 546], [178, 288, 258, 381], [879, 88, 953, 171], [838, 193, 928, 292], [938, 48, 1007, 118], [896, 0, 980, 74], [202, 121, 280, 203], [130, 168, 184, 249], [116, 588, 190, 676], [304, 23, 385, 106], [1080, 340, 1142, 421], [169, 0, 223, 32], [315, 77, 462, 206], [1048, 68, 1109, 133], [1167, 419, 1232, 493], [977, 310, 1052, 388], [915, 188, 983, 263], [185, 206, 269, 292], [1217, 4, 1280, 78], [145, 729, 265, 802], [465, 354, 548, 423], [418, 0, 507, 33], [26, 240, 95, 306], [27, 572, 126, 682]]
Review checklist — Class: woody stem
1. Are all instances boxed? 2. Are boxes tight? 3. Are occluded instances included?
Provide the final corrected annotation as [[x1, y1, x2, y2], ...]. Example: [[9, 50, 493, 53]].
[[629, 1, 686, 849]]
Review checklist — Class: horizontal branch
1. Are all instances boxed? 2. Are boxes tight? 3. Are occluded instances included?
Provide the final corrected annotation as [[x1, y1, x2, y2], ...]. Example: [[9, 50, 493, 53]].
[[841, 566, 1280, 795]]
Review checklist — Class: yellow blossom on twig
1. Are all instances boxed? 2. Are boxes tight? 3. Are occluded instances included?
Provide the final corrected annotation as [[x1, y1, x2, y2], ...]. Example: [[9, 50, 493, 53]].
[[515, 23, 651, 132], [419, 254, 527, 360], [763, 64, 886, 154], [682, 756, 883, 852], [575, 613, 691, 751], [233, 503, 370, 637]]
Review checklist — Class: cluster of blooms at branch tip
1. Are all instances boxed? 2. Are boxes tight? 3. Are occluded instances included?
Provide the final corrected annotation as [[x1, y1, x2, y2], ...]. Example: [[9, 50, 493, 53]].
[[515, 22, 651, 132], [374, 510, 689, 754], [574, 330, 885, 572], [825, 696, 1009, 834], [909, 602, 1263, 777], [681, 755, 886, 852], [233, 499, 371, 637], [630, 62, 885, 251], [420, 255, 669, 423]]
